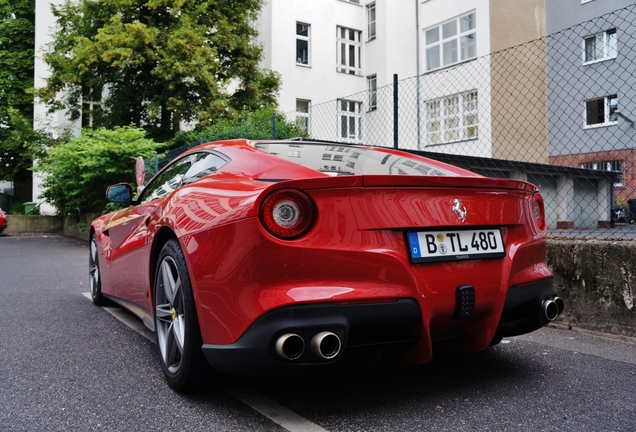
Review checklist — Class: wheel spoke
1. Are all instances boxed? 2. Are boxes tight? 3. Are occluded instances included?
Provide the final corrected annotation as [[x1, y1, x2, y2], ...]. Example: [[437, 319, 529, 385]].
[[89, 264, 99, 292], [91, 240, 98, 263], [155, 303, 172, 320], [160, 260, 179, 304], [172, 314, 185, 354], [89, 238, 100, 296], [166, 325, 178, 368]]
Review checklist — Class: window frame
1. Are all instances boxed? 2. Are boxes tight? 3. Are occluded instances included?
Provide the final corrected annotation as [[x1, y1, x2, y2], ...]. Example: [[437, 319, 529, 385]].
[[367, 75, 377, 111], [367, 3, 376, 41], [336, 26, 362, 76], [581, 160, 623, 187], [296, 22, 310, 66], [424, 12, 476, 72], [582, 28, 617, 65], [584, 95, 618, 128], [338, 99, 363, 144], [295, 99, 311, 133], [425, 90, 479, 145], [81, 85, 103, 128]]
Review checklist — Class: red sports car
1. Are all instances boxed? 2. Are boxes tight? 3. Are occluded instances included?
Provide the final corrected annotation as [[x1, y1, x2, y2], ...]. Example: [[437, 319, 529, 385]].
[[89, 139, 562, 390], [0, 207, 7, 233]]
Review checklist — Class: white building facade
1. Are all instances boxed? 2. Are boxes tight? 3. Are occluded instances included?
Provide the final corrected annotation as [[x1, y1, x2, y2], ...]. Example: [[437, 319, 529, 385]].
[[255, 0, 545, 157], [31, 0, 546, 207]]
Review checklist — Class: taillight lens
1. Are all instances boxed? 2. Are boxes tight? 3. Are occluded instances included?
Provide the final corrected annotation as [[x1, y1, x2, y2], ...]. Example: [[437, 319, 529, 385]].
[[260, 189, 315, 239], [532, 193, 546, 230]]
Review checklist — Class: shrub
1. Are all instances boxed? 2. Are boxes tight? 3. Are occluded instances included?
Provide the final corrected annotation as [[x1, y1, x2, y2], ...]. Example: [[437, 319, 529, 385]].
[[172, 108, 309, 149], [36, 126, 161, 215]]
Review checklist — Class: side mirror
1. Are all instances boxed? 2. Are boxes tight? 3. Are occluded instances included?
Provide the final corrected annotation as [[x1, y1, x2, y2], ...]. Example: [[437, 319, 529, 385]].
[[106, 183, 133, 205]]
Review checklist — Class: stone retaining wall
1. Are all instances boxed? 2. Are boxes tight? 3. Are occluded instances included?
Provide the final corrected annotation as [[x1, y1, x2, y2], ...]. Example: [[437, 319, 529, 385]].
[[547, 241, 636, 338], [2, 214, 95, 239]]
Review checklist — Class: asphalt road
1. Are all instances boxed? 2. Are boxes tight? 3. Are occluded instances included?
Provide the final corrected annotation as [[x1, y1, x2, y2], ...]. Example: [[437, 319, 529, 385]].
[[1, 235, 635, 432]]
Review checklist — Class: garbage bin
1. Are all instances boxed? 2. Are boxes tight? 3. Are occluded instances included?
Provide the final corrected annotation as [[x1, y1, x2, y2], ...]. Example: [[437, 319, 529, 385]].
[[23, 202, 36, 214], [628, 199, 636, 223]]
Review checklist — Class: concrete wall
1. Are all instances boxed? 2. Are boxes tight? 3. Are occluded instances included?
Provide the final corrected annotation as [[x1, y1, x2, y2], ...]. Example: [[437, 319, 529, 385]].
[[2, 214, 94, 240], [3, 215, 63, 235], [547, 240, 636, 338]]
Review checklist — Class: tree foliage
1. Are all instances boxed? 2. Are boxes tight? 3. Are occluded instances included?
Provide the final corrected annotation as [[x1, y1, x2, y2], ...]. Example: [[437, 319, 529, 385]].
[[0, 0, 39, 184], [0, 108, 49, 181], [35, 0, 281, 141], [35, 126, 160, 215], [172, 108, 309, 150]]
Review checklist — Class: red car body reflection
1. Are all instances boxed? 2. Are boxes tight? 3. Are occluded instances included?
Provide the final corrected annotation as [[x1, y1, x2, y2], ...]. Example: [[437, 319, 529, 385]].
[[0, 208, 7, 233], [89, 139, 562, 390]]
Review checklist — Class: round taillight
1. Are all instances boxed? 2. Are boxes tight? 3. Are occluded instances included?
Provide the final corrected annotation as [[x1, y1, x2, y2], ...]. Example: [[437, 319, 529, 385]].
[[532, 193, 546, 231], [260, 189, 315, 239]]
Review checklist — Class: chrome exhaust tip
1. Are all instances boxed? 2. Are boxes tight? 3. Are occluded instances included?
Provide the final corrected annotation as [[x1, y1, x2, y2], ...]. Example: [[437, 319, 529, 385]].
[[553, 296, 565, 315], [541, 297, 560, 321], [274, 333, 305, 360], [310, 331, 341, 360]]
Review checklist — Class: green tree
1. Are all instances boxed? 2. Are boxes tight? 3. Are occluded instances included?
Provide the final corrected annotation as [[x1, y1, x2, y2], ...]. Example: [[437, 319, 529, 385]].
[[0, 108, 49, 180], [0, 0, 38, 202], [35, 126, 160, 215], [35, 0, 280, 141]]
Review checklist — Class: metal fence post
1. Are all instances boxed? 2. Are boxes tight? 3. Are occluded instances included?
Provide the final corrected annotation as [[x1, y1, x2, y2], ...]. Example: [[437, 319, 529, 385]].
[[393, 74, 398, 149]]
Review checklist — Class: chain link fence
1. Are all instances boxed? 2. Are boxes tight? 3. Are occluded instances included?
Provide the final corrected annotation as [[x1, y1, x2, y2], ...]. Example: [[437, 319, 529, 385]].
[[174, 4, 636, 240]]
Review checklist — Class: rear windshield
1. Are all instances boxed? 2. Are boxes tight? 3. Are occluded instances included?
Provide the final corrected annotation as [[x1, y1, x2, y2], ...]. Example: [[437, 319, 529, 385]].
[[254, 142, 457, 176]]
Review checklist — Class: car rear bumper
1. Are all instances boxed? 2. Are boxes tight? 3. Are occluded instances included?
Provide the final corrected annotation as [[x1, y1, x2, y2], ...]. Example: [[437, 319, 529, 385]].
[[492, 277, 559, 341], [201, 298, 421, 374]]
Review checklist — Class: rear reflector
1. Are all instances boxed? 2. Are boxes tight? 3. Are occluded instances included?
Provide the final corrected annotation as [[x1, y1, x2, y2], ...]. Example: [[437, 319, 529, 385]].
[[454, 285, 475, 319]]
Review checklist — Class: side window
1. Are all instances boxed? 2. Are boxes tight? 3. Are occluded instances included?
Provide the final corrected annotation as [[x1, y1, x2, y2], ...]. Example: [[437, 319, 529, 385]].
[[139, 155, 194, 204], [139, 152, 229, 203], [181, 152, 229, 185]]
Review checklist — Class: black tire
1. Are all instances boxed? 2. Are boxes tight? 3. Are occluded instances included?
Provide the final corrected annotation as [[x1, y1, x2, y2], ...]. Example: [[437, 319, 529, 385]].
[[154, 239, 209, 391], [89, 234, 106, 306], [489, 330, 504, 347]]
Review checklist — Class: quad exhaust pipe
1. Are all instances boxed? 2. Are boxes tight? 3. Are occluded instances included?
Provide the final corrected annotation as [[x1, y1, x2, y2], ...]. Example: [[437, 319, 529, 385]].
[[310, 331, 342, 360], [274, 331, 342, 361], [274, 333, 305, 360], [541, 296, 564, 322]]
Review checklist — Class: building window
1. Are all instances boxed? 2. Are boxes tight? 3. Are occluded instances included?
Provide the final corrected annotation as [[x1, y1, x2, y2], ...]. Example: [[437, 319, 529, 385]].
[[367, 75, 377, 111], [585, 95, 618, 127], [583, 29, 616, 64], [82, 86, 103, 128], [296, 23, 310, 66], [425, 90, 478, 145], [338, 99, 363, 143], [337, 26, 362, 75], [344, 0, 361, 4], [367, 4, 376, 40], [425, 12, 476, 71], [582, 160, 623, 187], [295, 99, 310, 132]]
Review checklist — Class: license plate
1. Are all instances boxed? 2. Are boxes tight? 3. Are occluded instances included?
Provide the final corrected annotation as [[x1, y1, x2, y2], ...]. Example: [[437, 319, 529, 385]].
[[407, 229, 505, 263]]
